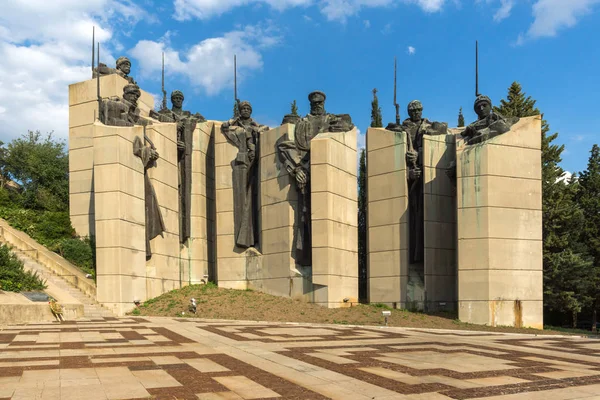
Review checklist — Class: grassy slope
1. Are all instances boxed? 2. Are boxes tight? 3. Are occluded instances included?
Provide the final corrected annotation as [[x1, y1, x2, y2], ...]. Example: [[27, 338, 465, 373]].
[[131, 284, 588, 336]]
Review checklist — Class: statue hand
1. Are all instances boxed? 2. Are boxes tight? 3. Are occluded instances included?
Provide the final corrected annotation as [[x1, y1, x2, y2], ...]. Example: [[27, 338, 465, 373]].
[[295, 167, 308, 185], [248, 150, 255, 163], [150, 149, 160, 160], [409, 168, 421, 181], [177, 140, 185, 151], [406, 151, 418, 164]]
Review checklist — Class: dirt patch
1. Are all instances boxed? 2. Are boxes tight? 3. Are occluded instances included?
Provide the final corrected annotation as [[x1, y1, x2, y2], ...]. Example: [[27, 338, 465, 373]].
[[131, 284, 578, 336]]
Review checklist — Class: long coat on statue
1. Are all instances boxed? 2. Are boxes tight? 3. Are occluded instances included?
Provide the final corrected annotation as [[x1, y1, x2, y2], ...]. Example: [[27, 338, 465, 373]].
[[133, 136, 166, 259], [221, 117, 266, 248]]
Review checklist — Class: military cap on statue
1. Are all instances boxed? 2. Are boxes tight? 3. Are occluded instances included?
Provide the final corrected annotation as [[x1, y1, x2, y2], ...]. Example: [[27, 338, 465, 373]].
[[116, 56, 131, 67], [474, 95, 492, 110], [308, 91, 326, 102], [123, 84, 140, 95]]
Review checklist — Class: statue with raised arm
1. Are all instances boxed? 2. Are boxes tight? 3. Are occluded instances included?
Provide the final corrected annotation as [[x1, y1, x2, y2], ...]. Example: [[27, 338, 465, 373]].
[[387, 100, 448, 264], [150, 90, 205, 243], [277, 91, 354, 266], [221, 101, 268, 248]]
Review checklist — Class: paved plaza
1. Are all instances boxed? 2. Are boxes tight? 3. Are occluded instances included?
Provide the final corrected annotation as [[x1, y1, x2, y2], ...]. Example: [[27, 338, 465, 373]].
[[0, 317, 599, 399]]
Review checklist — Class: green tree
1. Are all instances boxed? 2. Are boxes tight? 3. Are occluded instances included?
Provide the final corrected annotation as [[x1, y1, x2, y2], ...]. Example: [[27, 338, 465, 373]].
[[370, 88, 383, 128], [357, 149, 367, 302], [2, 131, 69, 211], [577, 144, 600, 329], [458, 107, 465, 127], [291, 100, 299, 116], [494, 82, 539, 117], [495, 81, 591, 327]]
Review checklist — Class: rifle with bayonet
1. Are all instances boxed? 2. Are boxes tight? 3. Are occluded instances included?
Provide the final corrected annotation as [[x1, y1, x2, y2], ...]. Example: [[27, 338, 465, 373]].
[[97, 42, 102, 122], [161, 52, 167, 111], [475, 40, 479, 98], [234, 54, 241, 118]]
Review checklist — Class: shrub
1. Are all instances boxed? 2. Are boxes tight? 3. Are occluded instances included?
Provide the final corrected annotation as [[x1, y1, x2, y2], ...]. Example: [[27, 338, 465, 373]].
[[55, 237, 95, 277], [0, 207, 94, 276], [0, 244, 46, 292]]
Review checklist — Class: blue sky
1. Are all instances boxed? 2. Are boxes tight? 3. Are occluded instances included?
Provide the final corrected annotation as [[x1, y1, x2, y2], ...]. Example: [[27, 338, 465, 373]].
[[0, 0, 599, 174]]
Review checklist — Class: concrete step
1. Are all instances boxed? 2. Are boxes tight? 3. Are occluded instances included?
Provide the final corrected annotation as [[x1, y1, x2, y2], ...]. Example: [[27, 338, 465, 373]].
[[5, 246, 117, 319]]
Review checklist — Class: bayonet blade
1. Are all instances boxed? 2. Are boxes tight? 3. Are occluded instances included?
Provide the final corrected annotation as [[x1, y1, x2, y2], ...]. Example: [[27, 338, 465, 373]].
[[475, 40, 479, 97], [92, 26, 95, 78]]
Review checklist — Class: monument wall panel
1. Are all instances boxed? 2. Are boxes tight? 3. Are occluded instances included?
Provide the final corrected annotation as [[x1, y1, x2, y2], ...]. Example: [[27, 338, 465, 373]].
[[68, 75, 155, 238], [182, 121, 215, 285], [93, 123, 147, 315], [456, 116, 543, 329], [311, 128, 358, 308], [366, 127, 410, 307], [422, 134, 457, 313]]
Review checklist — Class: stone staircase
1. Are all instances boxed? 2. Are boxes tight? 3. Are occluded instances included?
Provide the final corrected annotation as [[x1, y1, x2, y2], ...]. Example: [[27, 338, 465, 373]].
[[10, 249, 116, 319], [0, 219, 116, 320]]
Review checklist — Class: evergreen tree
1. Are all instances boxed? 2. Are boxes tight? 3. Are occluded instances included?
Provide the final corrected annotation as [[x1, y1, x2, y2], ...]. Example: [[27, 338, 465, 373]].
[[291, 100, 299, 116], [494, 82, 539, 117], [370, 88, 383, 128], [577, 144, 600, 329], [357, 148, 367, 302], [496, 81, 590, 327], [233, 101, 239, 119], [458, 107, 465, 127]]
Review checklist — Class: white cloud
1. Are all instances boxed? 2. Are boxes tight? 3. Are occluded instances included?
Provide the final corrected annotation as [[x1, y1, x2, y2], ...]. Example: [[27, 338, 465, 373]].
[[493, 0, 515, 21], [0, 0, 150, 142], [381, 23, 393, 35], [357, 127, 365, 150], [363, 19, 371, 28], [130, 23, 281, 96], [407, 46, 416, 55], [173, 0, 447, 23], [525, 0, 600, 39]]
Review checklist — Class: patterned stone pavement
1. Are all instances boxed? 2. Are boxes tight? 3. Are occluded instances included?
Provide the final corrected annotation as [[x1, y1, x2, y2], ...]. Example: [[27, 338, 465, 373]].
[[1, 317, 599, 399]]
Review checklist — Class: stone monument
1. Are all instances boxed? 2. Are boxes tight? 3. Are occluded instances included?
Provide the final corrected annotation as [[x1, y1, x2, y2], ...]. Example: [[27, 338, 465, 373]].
[[221, 100, 268, 248], [277, 91, 354, 266], [68, 51, 214, 315]]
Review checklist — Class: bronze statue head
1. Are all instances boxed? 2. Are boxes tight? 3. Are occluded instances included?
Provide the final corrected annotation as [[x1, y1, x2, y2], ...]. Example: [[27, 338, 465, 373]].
[[123, 84, 141, 105], [474, 95, 492, 120], [239, 101, 252, 119], [407, 100, 423, 123], [308, 91, 326, 116], [116, 57, 131, 75], [171, 90, 184, 109]]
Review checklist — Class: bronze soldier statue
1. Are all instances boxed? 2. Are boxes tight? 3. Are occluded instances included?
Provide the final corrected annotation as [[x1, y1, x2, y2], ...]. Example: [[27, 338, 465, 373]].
[[462, 95, 519, 145], [150, 90, 205, 244], [278, 91, 354, 266], [94, 56, 137, 84], [387, 100, 448, 264], [221, 101, 268, 248], [133, 135, 166, 259]]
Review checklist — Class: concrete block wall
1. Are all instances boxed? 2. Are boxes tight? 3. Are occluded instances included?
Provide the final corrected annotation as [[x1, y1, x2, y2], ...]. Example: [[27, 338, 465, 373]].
[[422, 134, 457, 312], [456, 115, 543, 329], [366, 128, 409, 307]]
